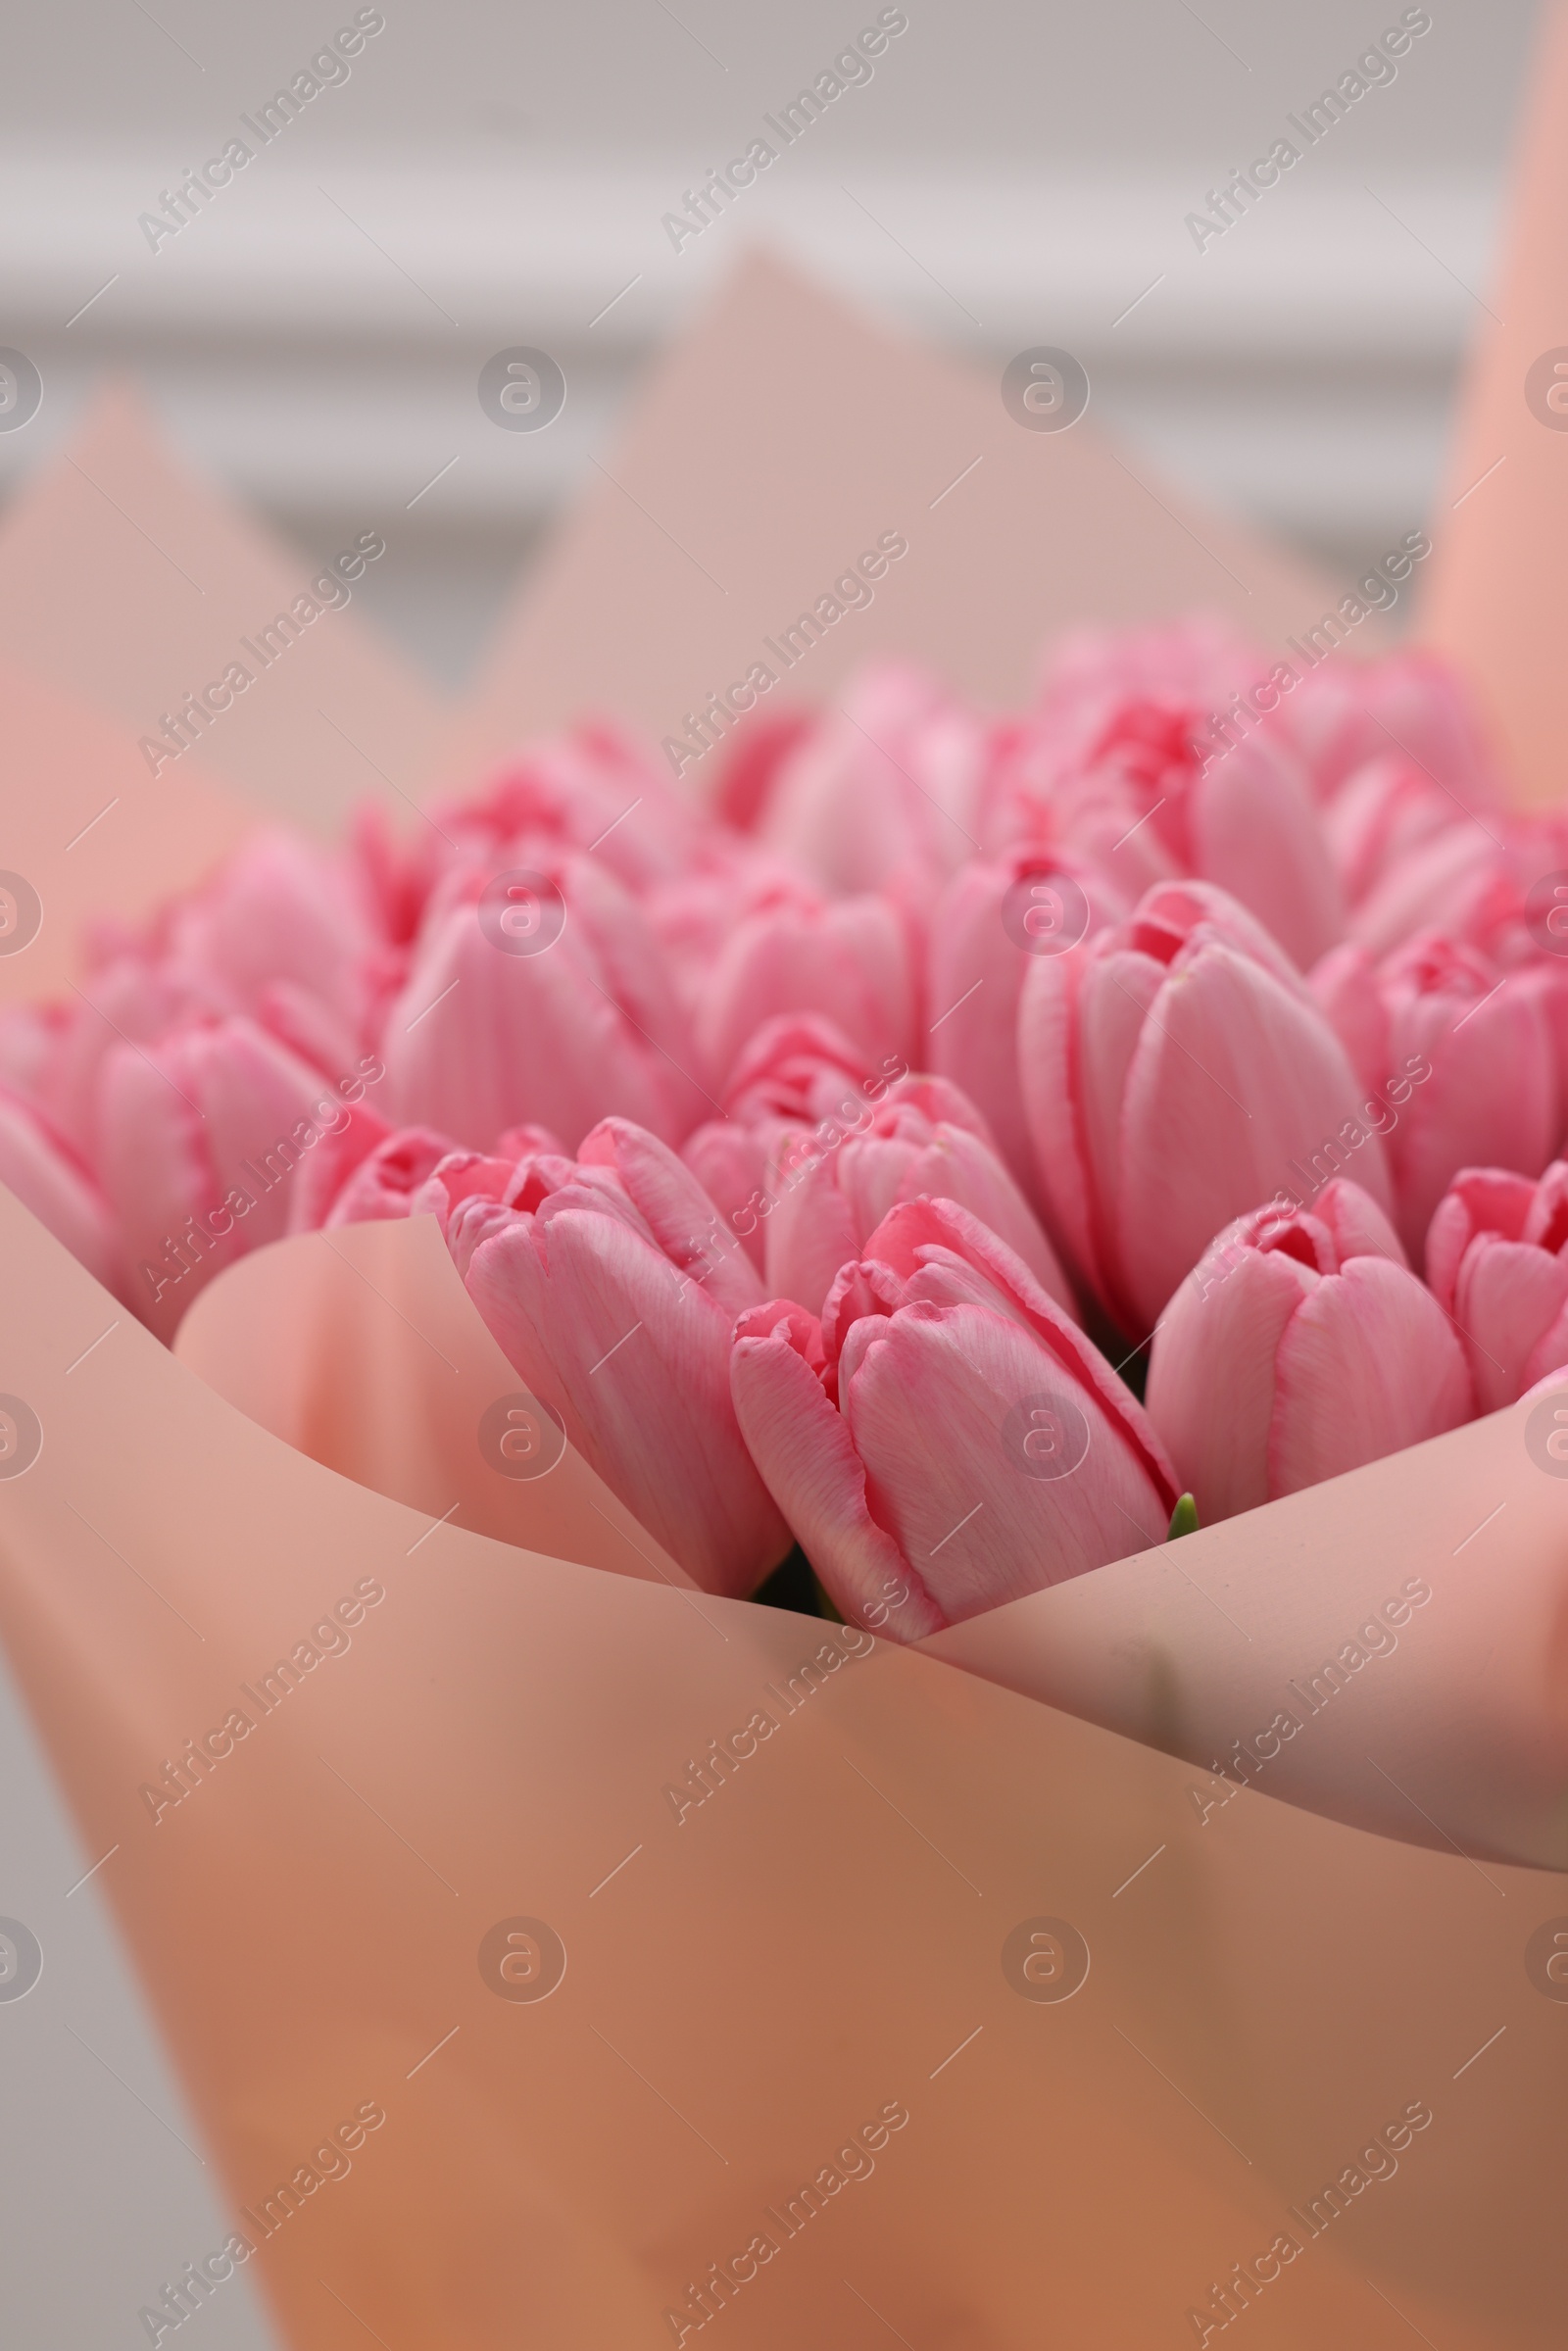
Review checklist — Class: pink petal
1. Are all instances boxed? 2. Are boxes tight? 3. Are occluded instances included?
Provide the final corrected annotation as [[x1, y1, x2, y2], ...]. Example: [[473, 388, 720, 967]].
[[730, 1303, 941, 1636], [1453, 1238, 1568, 1412], [1146, 1249, 1312, 1520], [1269, 1256, 1473, 1494], [1118, 938, 1390, 1331], [844, 1303, 1171, 1621], [467, 1207, 786, 1595]]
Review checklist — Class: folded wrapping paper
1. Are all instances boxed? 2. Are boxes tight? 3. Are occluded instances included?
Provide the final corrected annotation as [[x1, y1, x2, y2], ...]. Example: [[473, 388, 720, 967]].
[[924, 1397, 1568, 1872], [0, 1182, 1564, 2349], [453, 249, 1372, 776], [173, 1210, 696, 1589], [178, 1211, 1568, 1874], [1423, 0, 1568, 808], [0, 654, 254, 1010], [0, 382, 450, 834]]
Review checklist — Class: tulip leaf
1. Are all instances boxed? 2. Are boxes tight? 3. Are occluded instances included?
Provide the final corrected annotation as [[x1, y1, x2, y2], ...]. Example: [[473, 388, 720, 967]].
[[1167, 1494, 1200, 1542]]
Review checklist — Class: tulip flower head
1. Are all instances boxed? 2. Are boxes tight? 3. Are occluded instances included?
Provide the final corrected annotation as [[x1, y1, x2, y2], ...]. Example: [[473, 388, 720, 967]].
[[731, 1198, 1178, 1638], [456, 1118, 790, 1595], [1146, 1179, 1472, 1521], [1426, 1161, 1568, 1412], [1020, 880, 1389, 1336]]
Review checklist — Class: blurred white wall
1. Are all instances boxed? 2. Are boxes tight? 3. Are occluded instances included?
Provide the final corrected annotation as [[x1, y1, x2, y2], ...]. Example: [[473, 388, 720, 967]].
[[0, 0, 1543, 683]]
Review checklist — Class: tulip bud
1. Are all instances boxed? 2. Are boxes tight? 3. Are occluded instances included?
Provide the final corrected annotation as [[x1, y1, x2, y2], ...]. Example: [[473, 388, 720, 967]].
[[1021, 880, 1390, 1335], [730, 1198, 1177, 1637], [680, 1016, 897, 1274], [0, 1084, 123, 1300], [1272, 648, 1497, 806], [1086, 701, 1345, 971], [1010, 630, 1345, 967], [761, 1072, 1075, 1317], [421, 727, 702, 897], [925, 849, 1120, 1208], [321, 1127, 465, 1229], [379, 851, 704, 1153], [460, 1120, 789, 1594], [1146, 1180, 1472, 1520], [1325, 754, 1472, 911], [757, 661, 987, 905], [1313, 932, 1558, 1262], [162, 829, 390, 1058], [695, 885, 917, 1095], [97, 1016, 350, 1340], [1426, 1161, 1568, 1411]]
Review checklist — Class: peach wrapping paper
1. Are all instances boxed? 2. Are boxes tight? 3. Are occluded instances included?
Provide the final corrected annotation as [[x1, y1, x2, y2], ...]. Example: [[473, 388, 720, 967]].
[[0, 383, 450, 834], [180, 1213, 1568, 1873], [1423, 0, 1568, 807], [0, 1184, 1565, 2351], [173, 1212, 697, 1592]]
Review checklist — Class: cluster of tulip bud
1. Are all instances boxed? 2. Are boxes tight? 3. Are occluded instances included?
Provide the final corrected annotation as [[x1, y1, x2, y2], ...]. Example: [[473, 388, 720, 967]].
[[6, 622, 1565, 1633]]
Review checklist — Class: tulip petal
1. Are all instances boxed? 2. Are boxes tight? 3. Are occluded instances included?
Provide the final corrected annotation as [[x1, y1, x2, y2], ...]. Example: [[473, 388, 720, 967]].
[[844, 1303, 1171, 1620], [1146, 1249, 1312, 1520], [1453, 1240, 1568, 1412], [467, 1208, 787, 1595], [730, 1301, 943, 1636], [1269, 1256, 1472, 1494], [1118, 937, 1391, 1331], [578, 1117, 764, 1318]]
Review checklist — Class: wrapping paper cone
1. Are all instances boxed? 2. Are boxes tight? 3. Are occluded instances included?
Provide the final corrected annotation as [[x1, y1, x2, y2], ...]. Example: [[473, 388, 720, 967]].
[[1422, 1, 1568, 807], [0, 380, 449, 832], [0, 653, 253, 1008], [179, 1211, 1568, 1873], [174, 1213, 696, 1590], [924, 1405, 1568, 1870], [0, 1180, 1564, 2348], [452, 250, 1366, 782]]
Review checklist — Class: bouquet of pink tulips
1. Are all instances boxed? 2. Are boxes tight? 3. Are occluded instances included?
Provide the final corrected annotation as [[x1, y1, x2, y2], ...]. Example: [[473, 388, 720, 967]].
[[9, 619, 1566, 1636]]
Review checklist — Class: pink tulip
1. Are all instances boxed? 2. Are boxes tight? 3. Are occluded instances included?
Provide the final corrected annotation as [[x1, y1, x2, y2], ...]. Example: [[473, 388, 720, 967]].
[[717, 1013, 887, 1125], [96, 1017, 383, 1339], [979, 722, 1173, 906], [1146, 1180, 1472, 1520], [1426, 1162, 1568, 1412], [0, 1084, 124, 1300], [1019, 880, 1390, 1336], [1349, 828, 1520, 961], [925, 848, 1123, 1208], [757, 661, 987, 906], [1035, 617, 1264, 712], [730, 1199, 1178, 1638], [711, 707, 815, 832], [1311, 934, 1558, 1261], [456, 1118, 789, 1594], [378, 727, 701, 917], [315, 1125, 460, 1229], [1325, 754, 1474, 909], [679, 1122, 777, 1276], [695, 880, 917, 1092], [1078, 698, 1342, 970], [158, 829, 392, 1065], [680, 1017, 900, 1275], [1269, 646, 1497, 805], [645, 839, 811, 1017], [761, 1072, 1075, 1317], [24, 954, 208, 1163], [378, 850, 706, 1153], [20, 835, 391, 1174], [1001, 623, 1345, 967]]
